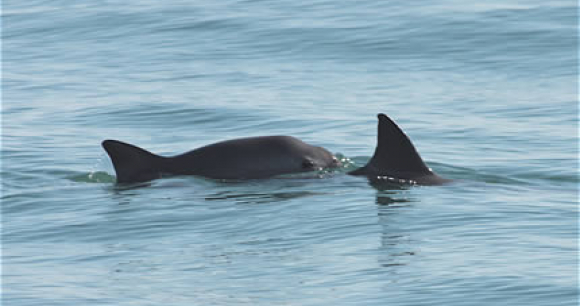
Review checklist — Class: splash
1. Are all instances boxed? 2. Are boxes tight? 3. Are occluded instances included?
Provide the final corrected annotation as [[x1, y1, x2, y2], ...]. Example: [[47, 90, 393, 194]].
[[68, 171, 116, 183]]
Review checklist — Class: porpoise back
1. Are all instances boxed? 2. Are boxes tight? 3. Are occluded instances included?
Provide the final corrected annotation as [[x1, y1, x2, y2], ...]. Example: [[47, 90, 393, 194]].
[[102, 136, 339, 183], [102, 113, 451, 185]]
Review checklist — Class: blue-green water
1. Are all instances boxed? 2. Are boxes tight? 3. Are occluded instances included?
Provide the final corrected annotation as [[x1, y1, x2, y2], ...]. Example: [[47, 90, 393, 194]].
[[2, 0, 578, 305]]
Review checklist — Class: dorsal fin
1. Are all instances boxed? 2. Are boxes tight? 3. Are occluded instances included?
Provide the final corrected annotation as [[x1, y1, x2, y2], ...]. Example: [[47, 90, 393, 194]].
[[349, 114, 432, 178], [102, 140, 166, 183]]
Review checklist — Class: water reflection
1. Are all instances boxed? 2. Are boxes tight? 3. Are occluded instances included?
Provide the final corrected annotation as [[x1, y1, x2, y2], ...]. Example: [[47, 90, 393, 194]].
[[202, 177, 330, 204], [112, 182, 153, 191], [368, 178, 413, 191], [366, 178, 419, 270], [368, 178, 414, 206], [205, 190, 323, 204]]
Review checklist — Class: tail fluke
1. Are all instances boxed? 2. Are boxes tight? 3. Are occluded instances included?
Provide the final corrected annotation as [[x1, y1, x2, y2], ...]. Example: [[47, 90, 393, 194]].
[[102, 140, 166, 183], [349, 114, 440, 183]]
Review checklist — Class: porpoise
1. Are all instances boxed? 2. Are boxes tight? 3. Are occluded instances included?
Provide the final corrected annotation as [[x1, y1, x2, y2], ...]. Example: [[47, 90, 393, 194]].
[[102, 113, 451, 185]]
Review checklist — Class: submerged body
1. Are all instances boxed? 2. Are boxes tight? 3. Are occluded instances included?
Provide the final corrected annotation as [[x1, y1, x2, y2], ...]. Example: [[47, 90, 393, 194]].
[[102, 114, 451, 185]]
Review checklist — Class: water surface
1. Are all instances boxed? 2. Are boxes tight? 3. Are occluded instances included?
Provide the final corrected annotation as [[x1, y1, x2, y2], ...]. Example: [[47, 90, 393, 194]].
[[2, 0, 578, 305]]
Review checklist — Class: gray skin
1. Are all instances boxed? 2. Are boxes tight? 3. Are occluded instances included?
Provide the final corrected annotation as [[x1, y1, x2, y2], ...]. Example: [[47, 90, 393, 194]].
[[348, 114, 451, 185], [102, 136, 340, 183], [102, 113, 451, 185]]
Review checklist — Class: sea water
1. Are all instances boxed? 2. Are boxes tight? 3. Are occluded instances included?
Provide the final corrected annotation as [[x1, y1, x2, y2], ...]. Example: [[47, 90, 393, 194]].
[[2, 0, 578, 305]]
